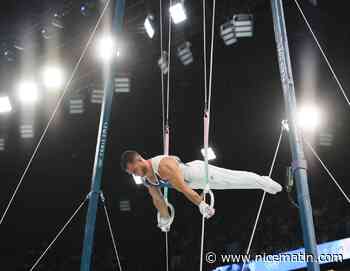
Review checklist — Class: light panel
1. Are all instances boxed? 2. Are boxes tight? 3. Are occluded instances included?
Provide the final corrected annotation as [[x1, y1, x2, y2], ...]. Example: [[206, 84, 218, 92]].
[[69, 98, 84, 114], [177, 41, 193, 65], [115, 77, 130, 93], [0, 96, 12, 113], [91, 89, 104, 104], [133, 174, 143, 185], [119, 200, 131, 211], [144, 15, 155, 39], [20, 124, 34, 139], [220, 21, 237, 46], [233, 14, 254, 38], [0, 138, 5, 151], [169, 2, 187, 24], [201, 147, 216, 161]]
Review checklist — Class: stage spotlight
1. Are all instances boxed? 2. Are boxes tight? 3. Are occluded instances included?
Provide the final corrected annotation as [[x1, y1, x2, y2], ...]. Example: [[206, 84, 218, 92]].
[[158, 51, 169, 74], [13, 41, 24, 51], [80, 0, 96, 17], [144, 15, 155, 39], [1, 42, 23, 62], [13, 40, 24, 51], [177, 41, 193, 65], [51, 13, 64, 29], [96, 35, 118, 62], [80, 4, 89, 16], [42, 66, 65, 90], [3, 48, 16, 62], [17, 81, 39, 105], [220, 20, 237, 46], [41, 24, 60, 40], [0, 96, 12, 114], [297, 105, 321, 131], [233, 14, 253, 38], [169, 1, 187, 24], [41, 28, 51, 40], [132, 174, 143, 185], [201, 147, 216, 160]]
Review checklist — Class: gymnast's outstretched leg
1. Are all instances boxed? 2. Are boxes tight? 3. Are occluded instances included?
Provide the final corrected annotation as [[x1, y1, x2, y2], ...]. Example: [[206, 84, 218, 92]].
[[181, 160, 282, 194]]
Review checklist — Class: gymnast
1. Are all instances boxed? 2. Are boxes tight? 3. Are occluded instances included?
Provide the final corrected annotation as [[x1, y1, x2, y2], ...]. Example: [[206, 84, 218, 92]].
[[120, 151, 282, 231]]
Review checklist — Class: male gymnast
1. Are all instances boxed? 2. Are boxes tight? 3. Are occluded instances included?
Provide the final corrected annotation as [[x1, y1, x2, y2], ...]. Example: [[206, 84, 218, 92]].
[[120, 151, 282, 231]]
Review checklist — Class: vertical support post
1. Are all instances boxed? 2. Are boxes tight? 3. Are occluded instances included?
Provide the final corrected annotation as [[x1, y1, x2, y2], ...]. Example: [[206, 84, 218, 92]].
[[270, 1, 320, 270], [80, 0, 125, 270]]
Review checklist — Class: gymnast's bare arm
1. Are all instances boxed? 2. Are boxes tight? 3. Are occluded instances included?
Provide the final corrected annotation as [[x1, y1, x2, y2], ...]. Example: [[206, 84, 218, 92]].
[[147, 186, 170, 217], [158, 157, 203, 206]]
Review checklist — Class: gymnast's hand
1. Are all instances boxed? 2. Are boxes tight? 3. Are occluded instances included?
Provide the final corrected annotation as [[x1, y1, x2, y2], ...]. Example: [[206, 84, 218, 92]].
[[157, 215, 172, 232], [198, 201, 215, 219]]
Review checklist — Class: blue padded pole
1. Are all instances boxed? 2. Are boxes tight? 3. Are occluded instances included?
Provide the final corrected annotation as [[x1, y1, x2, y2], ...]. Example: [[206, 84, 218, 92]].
[[270, 1, 320, 270], [80, 1, 125, 270]]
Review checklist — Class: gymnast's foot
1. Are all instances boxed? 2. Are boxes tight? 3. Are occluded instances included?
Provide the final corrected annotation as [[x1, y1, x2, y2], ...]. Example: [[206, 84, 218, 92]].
[[259, 176, 283, 194]]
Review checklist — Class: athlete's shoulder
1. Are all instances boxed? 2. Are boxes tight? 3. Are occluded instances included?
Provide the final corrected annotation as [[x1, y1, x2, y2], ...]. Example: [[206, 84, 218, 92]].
[[150, 155, 167, 160]]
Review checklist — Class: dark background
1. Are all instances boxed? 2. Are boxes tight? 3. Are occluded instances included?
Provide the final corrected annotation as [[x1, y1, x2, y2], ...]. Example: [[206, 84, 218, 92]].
[[0, 0, 349, 270]]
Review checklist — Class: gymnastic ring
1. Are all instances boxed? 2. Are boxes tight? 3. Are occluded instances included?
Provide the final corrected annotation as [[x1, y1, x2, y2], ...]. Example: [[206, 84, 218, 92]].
[[204, 184, 215, 209], [157, 201, 175, 228]]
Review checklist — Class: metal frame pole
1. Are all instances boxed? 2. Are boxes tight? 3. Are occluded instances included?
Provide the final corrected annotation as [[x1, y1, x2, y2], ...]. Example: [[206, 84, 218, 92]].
[[270, 1, 320, 270], [80, 0, 125, 270]]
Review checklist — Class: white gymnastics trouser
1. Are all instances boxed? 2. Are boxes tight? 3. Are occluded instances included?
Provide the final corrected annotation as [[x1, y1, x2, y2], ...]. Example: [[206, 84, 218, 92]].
[[179, 160, 282, 194]]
